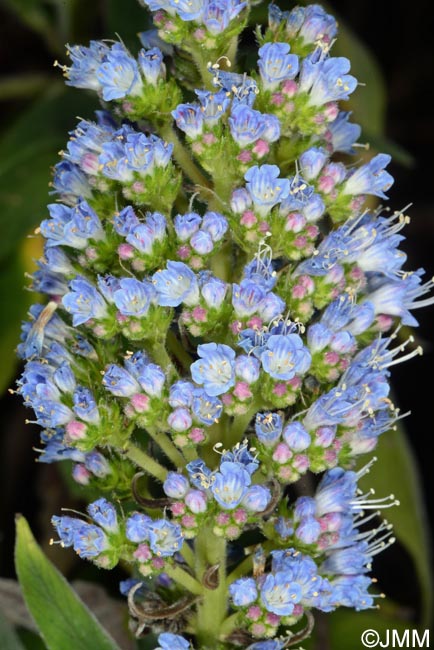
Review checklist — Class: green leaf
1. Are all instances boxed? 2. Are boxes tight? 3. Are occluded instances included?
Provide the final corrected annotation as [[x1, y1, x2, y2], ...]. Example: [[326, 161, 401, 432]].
[[358, 429, 433, 627], [14, 516, 121, 650], [0, 85, 97, 261], [0, 609, 27, 650]]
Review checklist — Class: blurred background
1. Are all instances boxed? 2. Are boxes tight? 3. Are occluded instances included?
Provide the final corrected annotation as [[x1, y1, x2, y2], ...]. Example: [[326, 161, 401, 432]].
[[0, 0, 433, 647]]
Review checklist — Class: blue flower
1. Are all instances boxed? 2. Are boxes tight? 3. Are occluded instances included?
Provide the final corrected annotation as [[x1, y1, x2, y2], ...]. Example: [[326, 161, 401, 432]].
[[172, 104, 204, 139], [283, 422, 311, 451], [199, 273, 228, 309], [342, 153, 393, 199], [366, 269, 434, 327], [328, 111, 361, 153], [136, 363, 165, 396], [73, 386, 100, 423], [244, 165, 290, 216], [299, 147, 328, 180], [88, 498, 118, 532], [255, 412, 283, 446], [51, 160, 92, 202], [163, 472, 190, 498], [113, 278, 155, 316], [72, 522, 109, 559], [190, 343, 236, 396], [242, 485, 271, 512], [169, 380, 195, 408], [232, 280, 266, 317], [174, 212, 202, 241], [114, 206, 140, 236], [53, 362, 76, 393], [260, 571, 302, 616], [65, 117, 115, 175], [84, 451, 110, 477], [103, 364, 140, 397], [261, 334, 311, 380], [65, 41, 109, 91], [210, 68, 258, 107], [190, 230, 213, 254], [96, 43, 142, 101], [138, 47, 165, 85], [229, 577, 258, 606], [153, 261, 199, 307], [228, 105, 268, 147], [51, 515, 84, 546], [195, 89, 230, 123], [201, 211, 228, 241], [330, 575, 374, 610], [203, 1, 230, 35], [258, 42, 299, 90], [62, 277, 107, 326], [211, 461, 251, 509], [191, 389, 223, 425], [298, 5, 337, 45], [156, 633, 190, 650], [169, 0, 203, 21], [126, 513, 153, 542], [235, 355, 260, 383], [301, 56, 357, 106], [148, 520, 184, 556]]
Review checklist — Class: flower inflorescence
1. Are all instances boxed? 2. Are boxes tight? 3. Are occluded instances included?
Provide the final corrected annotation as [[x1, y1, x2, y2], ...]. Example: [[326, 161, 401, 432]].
[[17, 1, 432, 648]]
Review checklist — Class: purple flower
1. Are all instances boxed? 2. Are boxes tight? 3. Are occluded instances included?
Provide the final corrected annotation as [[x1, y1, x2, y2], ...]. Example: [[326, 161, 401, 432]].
[[283, 422, 311, 451], [190, 343, 236, 396]]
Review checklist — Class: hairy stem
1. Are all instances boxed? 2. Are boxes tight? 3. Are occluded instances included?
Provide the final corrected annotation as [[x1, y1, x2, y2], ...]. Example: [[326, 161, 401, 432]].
[[147, 426, 186, 468], [195, 529, 227, 648], [165, 563, 203, 596], [123, 443, 168, 482], [159, 122, 211, 189]]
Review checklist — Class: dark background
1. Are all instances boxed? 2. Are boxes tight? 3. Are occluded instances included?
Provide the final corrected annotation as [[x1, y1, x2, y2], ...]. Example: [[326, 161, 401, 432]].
[[0, 0, 432, 638]]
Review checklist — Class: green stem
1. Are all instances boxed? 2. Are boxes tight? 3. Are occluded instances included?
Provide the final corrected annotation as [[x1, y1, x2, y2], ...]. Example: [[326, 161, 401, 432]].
[[151, 340, 178, 382], [228, 402, 259, 447], [165, 564, 203, 596], [180, 543, 196, 570], [159, 122, 210, 189], [220, 612, 241, 638], [195, 529, 227, 648], [147, 426, 186, 468], [124, 443, 167, 482]]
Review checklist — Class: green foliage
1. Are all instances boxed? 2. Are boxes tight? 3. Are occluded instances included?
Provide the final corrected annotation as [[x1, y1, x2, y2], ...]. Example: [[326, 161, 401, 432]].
[[14, 516, 121, 650]]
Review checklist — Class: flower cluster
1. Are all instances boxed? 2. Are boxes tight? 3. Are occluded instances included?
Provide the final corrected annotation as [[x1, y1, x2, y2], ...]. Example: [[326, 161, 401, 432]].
[[17, 1, 432, 648]]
